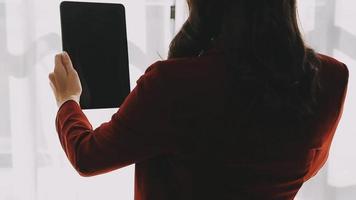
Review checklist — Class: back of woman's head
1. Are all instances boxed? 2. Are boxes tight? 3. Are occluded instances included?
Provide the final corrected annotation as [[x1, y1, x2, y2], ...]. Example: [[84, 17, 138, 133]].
[[169, 0, 321, 120]]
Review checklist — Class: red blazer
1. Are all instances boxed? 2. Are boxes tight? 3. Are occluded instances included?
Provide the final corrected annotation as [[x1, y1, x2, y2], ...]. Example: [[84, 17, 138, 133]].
[[56, 48, 349, 200]]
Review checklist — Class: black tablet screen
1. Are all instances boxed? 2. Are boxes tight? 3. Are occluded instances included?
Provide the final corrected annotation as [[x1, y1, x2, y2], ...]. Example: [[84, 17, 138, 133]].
[[60, 1, 130, 109]]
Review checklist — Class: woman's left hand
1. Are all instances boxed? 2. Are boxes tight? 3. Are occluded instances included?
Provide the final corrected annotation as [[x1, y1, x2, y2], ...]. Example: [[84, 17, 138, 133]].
[[49, 52, 82, 108]]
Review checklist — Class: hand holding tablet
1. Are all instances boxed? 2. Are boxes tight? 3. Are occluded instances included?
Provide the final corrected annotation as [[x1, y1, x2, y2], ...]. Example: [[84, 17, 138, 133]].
[[49, 52, 82, 108]]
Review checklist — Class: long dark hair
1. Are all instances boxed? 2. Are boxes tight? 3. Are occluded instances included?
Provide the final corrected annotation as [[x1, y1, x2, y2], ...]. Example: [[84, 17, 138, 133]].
[[169, 0, 321, 119]]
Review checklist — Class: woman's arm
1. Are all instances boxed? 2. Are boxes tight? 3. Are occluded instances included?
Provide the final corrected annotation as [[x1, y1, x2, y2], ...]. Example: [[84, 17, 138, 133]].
[[50, 53, 176, 177]]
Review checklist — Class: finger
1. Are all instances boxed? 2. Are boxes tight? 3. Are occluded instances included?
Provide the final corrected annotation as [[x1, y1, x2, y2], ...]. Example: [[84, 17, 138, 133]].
[[61, 51, 76, 72], [48, 73, 59, 100], [49, 80, 56, 94], [48, 72, 55, 83], [48, 73, 57, 91], [54, 53, 68, 75]]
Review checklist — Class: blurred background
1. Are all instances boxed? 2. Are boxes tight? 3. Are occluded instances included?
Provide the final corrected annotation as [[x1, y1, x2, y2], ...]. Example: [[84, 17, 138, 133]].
[[0, 0, 355, 199]]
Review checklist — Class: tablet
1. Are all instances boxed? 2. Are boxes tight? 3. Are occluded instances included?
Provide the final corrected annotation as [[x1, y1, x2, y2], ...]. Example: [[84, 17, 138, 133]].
[[60, 1, 130, 109]]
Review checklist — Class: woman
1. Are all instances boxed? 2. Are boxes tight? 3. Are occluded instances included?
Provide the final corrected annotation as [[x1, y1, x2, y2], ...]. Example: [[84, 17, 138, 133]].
[[49, 0, 349, 199]]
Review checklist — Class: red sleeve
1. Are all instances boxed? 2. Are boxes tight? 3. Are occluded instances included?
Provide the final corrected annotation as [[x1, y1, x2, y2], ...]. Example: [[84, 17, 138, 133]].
[[55, 61, 177, 177]]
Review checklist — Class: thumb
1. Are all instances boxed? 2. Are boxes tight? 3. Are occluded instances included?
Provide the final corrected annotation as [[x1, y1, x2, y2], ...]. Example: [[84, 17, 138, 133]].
[[48, 73, 58, 92]]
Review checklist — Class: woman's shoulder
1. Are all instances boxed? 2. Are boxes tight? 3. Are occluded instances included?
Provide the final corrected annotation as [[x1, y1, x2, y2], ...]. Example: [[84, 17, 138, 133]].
[[144, 54, 225, 78], [316, 53, 349, 86], [316, 53, 349, 77]]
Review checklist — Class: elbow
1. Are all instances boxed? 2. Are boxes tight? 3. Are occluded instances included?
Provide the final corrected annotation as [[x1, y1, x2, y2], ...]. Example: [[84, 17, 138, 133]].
[[70, 153, 99, 177], [77, 169, 96, 177], [74, 162, 98, 177], [73, 160, 96, 177], [67, 135, 99, 177], [72, 157, 128, 177]]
